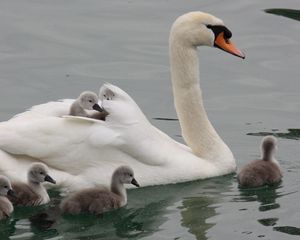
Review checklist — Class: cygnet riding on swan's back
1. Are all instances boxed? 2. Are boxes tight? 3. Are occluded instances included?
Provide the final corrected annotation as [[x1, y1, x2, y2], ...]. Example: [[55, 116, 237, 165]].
[[238, 136, 282, 187], [0, 175, 14, 220], [8, 163, 56, 206], [70, 91, 103, 117], [0, 12, 244, 192]]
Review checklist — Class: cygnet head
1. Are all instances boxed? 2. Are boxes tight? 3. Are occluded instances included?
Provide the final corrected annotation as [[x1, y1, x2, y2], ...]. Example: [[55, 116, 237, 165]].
[[0, 175, 14, 197], [99, 84, 146, 124], [112, 166, 140, 187], [78, 91, 103, 112], [170, 11, 245, 58], [261, 135, 277, 161], [28, 163, 56, 184]]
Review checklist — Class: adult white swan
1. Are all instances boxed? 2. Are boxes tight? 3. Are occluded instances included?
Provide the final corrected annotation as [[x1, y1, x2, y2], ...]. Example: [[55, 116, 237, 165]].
[[0, 12, 245, 192]]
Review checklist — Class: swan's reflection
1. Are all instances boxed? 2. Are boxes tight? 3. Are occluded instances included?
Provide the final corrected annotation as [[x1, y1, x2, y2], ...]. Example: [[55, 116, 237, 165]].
[[179, 176, 233, 240], [26, 177, 233, 239]]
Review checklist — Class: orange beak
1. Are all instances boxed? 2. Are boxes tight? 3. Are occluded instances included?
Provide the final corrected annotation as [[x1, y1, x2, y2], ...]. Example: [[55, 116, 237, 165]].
[[214, 32, 245, 59]]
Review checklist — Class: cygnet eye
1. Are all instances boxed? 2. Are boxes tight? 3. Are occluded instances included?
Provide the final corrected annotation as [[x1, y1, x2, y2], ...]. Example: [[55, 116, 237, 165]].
[[4, 186, 8, 189], [89, 100, 92, 103], [129, 174, 133, 177], [40, 172, 44, 175]]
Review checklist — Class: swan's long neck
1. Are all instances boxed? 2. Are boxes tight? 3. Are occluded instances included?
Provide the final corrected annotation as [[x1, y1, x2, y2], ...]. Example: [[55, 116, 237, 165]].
[[169, 33, 229, 160]]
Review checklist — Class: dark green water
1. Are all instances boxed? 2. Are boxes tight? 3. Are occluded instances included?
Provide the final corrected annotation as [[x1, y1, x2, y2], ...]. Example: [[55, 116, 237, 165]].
[[0, 0, 299, 239]]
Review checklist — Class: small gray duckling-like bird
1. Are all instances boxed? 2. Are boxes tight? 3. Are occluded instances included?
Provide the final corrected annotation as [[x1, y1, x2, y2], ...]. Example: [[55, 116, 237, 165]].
[[8, 162, 56, 206], [69, 91, 103, 117], [238, 136, 282, 187], [60, 166, 139, 215], [0, 175, 14, 220]]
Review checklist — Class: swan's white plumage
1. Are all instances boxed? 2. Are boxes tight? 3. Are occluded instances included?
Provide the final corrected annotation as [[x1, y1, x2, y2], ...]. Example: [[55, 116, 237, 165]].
[[0, 12, 238, 192], [0, 84, 234, 192]]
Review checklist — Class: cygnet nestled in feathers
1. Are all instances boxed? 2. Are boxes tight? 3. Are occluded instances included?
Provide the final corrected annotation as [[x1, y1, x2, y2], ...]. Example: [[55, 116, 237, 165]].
[[69, 91, 103, 117]]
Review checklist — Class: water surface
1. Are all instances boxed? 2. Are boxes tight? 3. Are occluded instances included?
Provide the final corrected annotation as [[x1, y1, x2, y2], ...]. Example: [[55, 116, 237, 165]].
[[0, 0, 299, 239]]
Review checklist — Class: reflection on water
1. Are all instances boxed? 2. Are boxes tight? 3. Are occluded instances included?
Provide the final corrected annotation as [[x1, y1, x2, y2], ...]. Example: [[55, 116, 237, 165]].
[[2, 171, 300, 239], [239, 184, 281, 212], [239, 184, 300, 237], [0, 0, 299, 239], [0, 219, 15, 239], [30, 200, 170, 239], [274, 226, 300, 236], [265, 8, 300, 21], [6, 178, 234, 240], [258, 218, 278, 227], [181, 197, 215, 239], [247, 128, 300, 140], [180, 177, 233, 240], [152, 117, 178, 121]]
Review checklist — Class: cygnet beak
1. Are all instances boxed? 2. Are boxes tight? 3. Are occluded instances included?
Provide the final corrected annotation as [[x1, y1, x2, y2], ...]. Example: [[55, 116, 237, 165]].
[[92, 103, 104, 112], [131, 178, 140, 187], [44, 175, 56, 184], [7, 189, 16, 198]]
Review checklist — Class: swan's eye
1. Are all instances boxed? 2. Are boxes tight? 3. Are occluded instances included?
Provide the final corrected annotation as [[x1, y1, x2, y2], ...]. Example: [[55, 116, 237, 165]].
[[223, 28, 232, 39], [206, 25, 232, 40]]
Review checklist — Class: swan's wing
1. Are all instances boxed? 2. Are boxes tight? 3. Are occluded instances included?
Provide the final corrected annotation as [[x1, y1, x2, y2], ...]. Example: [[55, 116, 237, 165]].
[[0, 84, 169, 169], [61, 115, 104, 124], [10, 99, 73, 122], [30, 99, 74, 116], [0, 88, 145, 174], [0, 99, 106, 159], [0, 84, 225, 192], [0, 116, 85, 159], [0, 115, 125, 172]]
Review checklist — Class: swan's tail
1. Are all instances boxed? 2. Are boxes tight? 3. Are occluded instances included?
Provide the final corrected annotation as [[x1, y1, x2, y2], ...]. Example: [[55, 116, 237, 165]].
[[261, 135, 277, 161]]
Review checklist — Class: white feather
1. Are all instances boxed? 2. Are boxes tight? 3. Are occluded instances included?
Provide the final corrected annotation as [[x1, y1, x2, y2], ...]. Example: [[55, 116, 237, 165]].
[[0, 12, 238, 193]]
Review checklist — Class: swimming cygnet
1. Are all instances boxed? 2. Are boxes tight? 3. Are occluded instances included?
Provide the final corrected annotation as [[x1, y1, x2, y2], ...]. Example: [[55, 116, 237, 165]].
[[60, 166, 140, 215], [9, 163, 56, 206], [69, 91, 103, 117], [238, 136, 282, 187], [0, 175, 14, 220]]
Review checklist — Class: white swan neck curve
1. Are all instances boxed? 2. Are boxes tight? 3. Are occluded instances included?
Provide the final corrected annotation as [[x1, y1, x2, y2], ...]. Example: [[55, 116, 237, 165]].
[[169, 23, 233, 161]]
